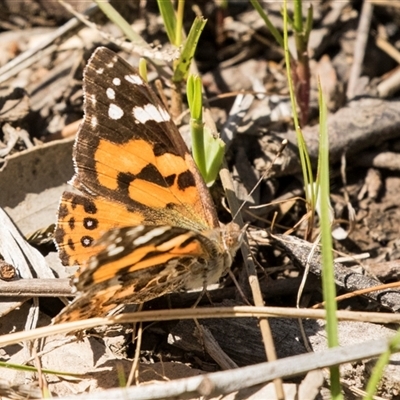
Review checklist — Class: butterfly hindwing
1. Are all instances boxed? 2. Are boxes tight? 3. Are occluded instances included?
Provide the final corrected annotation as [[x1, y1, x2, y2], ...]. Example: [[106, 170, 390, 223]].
[[55, 225, 223, 323]]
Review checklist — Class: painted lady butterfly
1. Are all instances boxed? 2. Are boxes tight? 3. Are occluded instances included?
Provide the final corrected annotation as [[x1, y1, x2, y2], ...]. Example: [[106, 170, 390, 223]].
[[54, 47, 243, 323]]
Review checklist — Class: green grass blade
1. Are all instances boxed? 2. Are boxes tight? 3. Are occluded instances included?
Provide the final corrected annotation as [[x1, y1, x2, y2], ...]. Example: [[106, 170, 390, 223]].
[[173, 16, 207, 82], [175, 0, 185, 46], [293, 0, 303, 33], [94, 1, 148, 46], [318, 82, 337, 346], [138, 58, 148, 82], [304, 3, 313, 43], [318, 79, 342, 399], [250, 0, 284, 49], [364, 333, 400, 399], [283, 1, 315, 209], [0, 361, 82, 378], [157, 0, 177, 45], [202, 127, 225, 185], [187, 74, 205, 176], [187, 74, 202, 121], [187, 75, 225, 185]]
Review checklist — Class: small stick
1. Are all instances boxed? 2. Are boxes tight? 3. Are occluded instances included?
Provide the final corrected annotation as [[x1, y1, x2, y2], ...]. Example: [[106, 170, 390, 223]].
[[0, 279, 73, 297]]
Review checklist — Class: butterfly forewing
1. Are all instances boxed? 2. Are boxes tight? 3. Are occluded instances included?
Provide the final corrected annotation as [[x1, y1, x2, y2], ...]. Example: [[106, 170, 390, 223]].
[[74, 47, 218, 231]]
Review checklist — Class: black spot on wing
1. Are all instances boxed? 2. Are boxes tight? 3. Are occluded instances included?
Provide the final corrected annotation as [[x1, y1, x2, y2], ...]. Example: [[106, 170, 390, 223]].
[[117, 172, 135, 192], [83, 217, 98, 230], [81, 236, 94, 248], [117, 164, 176, 192], [151, 131, 181, 157], [62, 192, 97, 215], [164, 174, 175, 186], [177, 170, 196, 190], [136, 164, 172, 188], [67, 238, 75, 251], [68, 217, 75, 230], [179, 235, 197, 249], [82, 198, 97, 214], [58, 203, 69, 219]]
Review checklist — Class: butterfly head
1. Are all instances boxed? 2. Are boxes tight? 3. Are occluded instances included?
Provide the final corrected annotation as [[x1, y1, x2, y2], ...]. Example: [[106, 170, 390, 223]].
[[221, 221, 245, 260]]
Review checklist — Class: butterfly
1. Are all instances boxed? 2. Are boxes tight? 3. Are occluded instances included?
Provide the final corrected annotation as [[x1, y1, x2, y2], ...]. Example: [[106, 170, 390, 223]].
[[53, 47, 243, 323]]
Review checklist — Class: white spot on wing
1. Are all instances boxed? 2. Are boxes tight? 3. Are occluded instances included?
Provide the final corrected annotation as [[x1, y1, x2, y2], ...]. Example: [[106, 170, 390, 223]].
[[85, 219, 94, 228], [88, 94, 96, 105], [95, 67, 104, 74], [108, 103, 124, 120], [89, 258, 99, 268], [125, 74, 144, 85], [113, 77, 121, 86], [133, 226, 171, 246], [127, 226, 145, 236], [90, 116, 98, 128], [106, 60, 115, 68], [106, 88, 115, 100], [132, 104, 171, 123], [107, 244, 124, 257], [82, 237, 92, 246]]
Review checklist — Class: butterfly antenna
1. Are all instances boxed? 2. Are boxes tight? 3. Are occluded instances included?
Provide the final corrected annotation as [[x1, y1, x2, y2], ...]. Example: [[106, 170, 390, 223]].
[[232, 139, 288, 222]]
